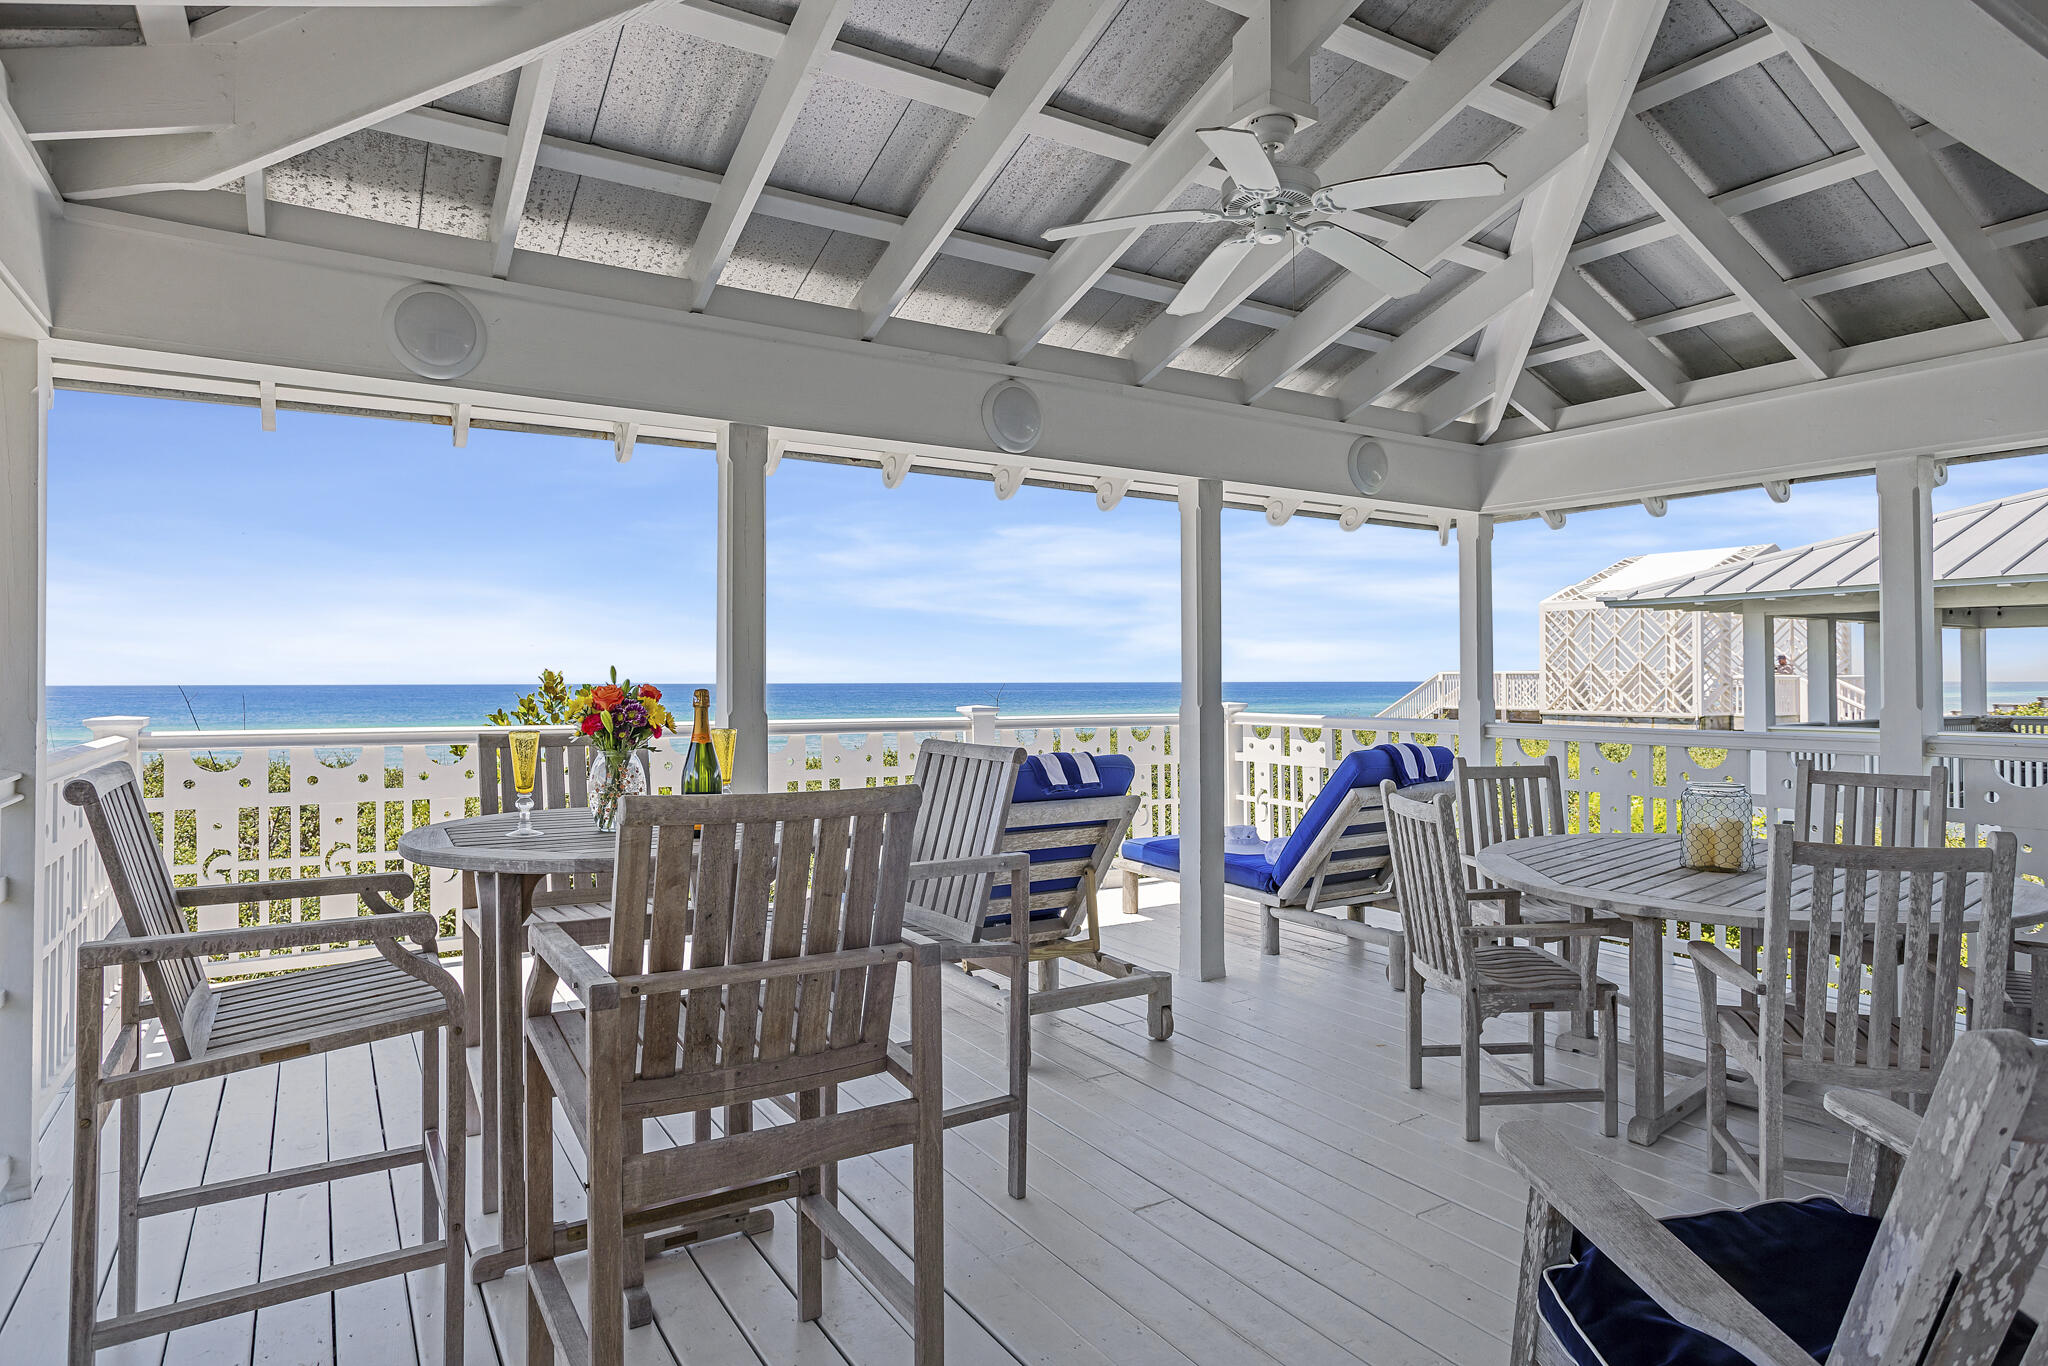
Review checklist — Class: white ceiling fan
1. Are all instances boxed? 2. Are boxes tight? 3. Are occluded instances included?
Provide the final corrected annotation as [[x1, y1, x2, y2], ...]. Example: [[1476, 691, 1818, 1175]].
[[1043, 114, 1505, 316]]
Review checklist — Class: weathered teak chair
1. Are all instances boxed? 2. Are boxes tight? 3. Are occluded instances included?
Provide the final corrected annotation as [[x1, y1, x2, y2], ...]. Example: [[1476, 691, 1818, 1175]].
[[1116, 744, 1454, 988], [1499, 1028, 2047, 1366], [522, 786, 947, 1366], [1382, 780, 1618, 1142], [1791, 758, 1949, 846], [1690, 822, 2017, 1199], [64, 760, 464, 1365], [1456, 755, 1628, 1038], [929, 749, 1171, 1048]]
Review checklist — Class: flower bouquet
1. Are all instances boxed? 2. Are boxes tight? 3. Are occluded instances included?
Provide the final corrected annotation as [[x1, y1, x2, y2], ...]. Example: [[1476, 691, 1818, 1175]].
[[566, 668, 675, 831]]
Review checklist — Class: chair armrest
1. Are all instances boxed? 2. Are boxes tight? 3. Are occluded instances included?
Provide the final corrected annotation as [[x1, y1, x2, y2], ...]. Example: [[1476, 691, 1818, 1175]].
[[1688, 940, 1764, 995], [176, 870, 416, 911], [1823, 1090, 1921, 1156], [78, 911, 439, 969], [910, 852, 1033, 884], [527, 923, 618, 1011], [1495, 1122, 1813, 1366]]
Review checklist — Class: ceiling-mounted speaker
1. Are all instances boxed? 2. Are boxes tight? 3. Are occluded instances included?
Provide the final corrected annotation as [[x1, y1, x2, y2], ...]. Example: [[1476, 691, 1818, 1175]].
[[1347, 437, 1388, 496], [384, 283, 487, 380], [982, 379, 1042, 454]]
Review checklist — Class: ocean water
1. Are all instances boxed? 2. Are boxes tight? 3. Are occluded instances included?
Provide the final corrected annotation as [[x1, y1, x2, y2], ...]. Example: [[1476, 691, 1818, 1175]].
[[45, 680, 1424, 745], [46, 679, 2048, 746]]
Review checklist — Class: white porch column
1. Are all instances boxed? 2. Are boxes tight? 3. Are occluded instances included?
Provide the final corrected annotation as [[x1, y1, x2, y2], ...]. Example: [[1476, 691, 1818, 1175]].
[[1875, 456, 1941, 773], [1179, 477, 1225, 983], [1803, 619, 1836, 725], [716, 423, 769, 793], [1456, 513, 1495, 763], [1741, 601, 1773, 798], [0, 339, 44, 1203], [1959, 626, 1989, 715]]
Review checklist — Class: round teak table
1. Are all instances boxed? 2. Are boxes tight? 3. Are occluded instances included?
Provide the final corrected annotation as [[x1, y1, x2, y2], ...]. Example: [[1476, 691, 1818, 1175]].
[[1473, 832, 2048, 1146], [400, 808, 623, 1282]]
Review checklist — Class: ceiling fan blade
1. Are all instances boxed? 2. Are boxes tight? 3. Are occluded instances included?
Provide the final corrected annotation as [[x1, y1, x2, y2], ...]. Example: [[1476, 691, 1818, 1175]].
[[1318, 162, 1507, 212], [1166, 237, 1257, 316], [1198, 126, 1281, 192], [1301, 225, 1432, 297], [1041, 208, 1225, 241]]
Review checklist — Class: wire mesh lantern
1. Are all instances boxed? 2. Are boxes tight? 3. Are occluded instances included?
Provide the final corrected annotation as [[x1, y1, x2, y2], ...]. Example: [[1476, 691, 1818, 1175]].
[[1680, 780, 1755, 873]]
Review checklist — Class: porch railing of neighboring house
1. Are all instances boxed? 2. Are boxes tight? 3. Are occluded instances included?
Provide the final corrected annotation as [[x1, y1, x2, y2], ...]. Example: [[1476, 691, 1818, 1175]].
[[26, 708, 2048, 1177], [1375, 670, 1543, 719]]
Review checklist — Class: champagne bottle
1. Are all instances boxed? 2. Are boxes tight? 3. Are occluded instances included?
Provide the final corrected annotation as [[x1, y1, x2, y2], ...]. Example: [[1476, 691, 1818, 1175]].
[[682, 688, 723, 795]]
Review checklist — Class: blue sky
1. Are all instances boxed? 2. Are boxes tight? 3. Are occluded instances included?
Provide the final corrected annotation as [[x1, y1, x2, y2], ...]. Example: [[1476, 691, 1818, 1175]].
[[46, 389, 2048, 683]]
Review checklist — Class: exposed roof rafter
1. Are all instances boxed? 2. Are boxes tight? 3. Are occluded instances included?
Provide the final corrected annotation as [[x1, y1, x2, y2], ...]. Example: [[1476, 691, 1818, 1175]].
[[1335, 253, 1535, 419], [487, 54, 557, 279], [1545, 268, 1686, 407]]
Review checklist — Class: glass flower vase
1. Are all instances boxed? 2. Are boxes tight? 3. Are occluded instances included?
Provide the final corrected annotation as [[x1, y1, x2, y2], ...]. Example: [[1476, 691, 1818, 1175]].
[[587, 747, 648, 833]]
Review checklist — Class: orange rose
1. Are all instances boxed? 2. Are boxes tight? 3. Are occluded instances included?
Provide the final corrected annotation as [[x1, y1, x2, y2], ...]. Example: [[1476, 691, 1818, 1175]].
[[638, 684, 662, 702], [590, 684, 626, 711]]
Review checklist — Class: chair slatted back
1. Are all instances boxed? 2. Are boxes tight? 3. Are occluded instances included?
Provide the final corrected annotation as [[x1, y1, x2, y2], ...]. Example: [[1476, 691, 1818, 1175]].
[[1793, 760, 1949, 848], [1457, 755, 1567, 891], [1382, 781, 1476, 993], [608, 786, 922, 1105], [475, 732, 610, 904], [997, 792, 1142, 935], [1757, 824, 2014, 1079], [63, 760, 213, 1061], [1836, 1031, 2048, 1366], [907, 740, 1024, 937]]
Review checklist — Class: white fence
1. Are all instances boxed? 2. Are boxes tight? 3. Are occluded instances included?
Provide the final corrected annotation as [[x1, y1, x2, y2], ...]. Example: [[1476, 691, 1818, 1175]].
[[1375, 671, 1542, 720], [29, 708, 2048, 1151]]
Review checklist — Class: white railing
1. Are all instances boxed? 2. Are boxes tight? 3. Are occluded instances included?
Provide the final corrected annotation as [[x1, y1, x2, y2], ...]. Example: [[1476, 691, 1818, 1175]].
[[1235, 712, 1454, 838], [33, 731, 132, 1125], [1376, 671, 1542, 720], [1930, 733, 2048, 885]]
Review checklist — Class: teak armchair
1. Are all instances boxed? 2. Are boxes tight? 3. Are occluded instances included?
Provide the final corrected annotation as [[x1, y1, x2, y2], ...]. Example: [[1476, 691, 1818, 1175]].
[[64, 760, 465, 1365], [1500, 1029, 2048, 1366], [521, 786, 948, 1366], [1691, 822, 2017, 1198]]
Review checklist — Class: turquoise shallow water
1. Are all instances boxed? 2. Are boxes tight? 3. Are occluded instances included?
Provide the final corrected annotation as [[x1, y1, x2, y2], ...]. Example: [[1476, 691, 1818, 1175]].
[[45, 681, 1425, 745]]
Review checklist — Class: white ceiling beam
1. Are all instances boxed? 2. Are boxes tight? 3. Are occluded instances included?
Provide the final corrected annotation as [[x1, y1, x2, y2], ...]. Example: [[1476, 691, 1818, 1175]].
[[1544, 268, 1687, 406], [1236, 98, 1589, 403], [45, 0, 649, 199], [1413, 363, 1494, 434], [135, 6, 190, 45], [374, 105, 1455, 368], [1335, 253, 1536, 418], [1483, 329, 2048, 512], [51, 205, 1485, 507], [487, 54, 556, 279], [686, 0, 852, 310], [1322, 18, 1556, 128], [1630, 28, 1784, 111], [852, 0, 1119, 340], [1509, 372, 1566, 432], [995, 0, 1363, 364], [1609, 117, 1836, 378], [244, 165, 265, 236], [1778, 37, 2034, 344], [0, 45, 232, 141], [1738, 0, 2048, 194], [1125, 0, 1574, 386], [1471, 0, 1668, 437]]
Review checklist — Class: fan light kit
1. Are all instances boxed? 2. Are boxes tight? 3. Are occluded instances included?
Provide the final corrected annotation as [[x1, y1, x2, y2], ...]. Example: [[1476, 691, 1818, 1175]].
[[384, 283, 486, 380], [1043, 115, 1504, 318]]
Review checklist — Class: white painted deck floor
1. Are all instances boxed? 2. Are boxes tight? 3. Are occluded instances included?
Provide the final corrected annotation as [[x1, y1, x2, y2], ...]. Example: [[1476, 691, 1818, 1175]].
[[0, 883, 1852, 1366]]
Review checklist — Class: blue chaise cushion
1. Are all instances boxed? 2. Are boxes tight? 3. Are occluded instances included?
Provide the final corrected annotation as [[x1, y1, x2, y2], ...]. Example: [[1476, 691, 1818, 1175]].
[[1117, 743, 1453, 895], [987, 753, 1136, 924], [1538, 1194, 2035, 1366]]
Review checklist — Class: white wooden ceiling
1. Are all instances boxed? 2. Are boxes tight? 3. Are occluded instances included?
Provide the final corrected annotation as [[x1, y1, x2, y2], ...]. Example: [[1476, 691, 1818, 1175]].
[[3, 0, 2045, 447]]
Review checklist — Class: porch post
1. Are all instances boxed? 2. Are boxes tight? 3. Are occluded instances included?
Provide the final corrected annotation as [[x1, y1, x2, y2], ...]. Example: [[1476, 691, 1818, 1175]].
[[1455, 512, 1495, 762], [716, 422, 770, 793], [1862, 622, 1882, 713], [1959, 626, 1989, 715], [1875, 456, 1940, 773], [1741, 602, 1773, 795], [1179, 477, 1225, 982], [0, 339, 44, 1202], [1803, 619, 1836, 725]]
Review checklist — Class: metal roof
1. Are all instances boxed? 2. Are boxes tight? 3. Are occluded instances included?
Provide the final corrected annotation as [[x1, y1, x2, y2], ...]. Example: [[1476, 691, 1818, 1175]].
[[1598, 486, 2048, 607], [1541, 544, 1771, 606], [8, 0, 2047, 446]]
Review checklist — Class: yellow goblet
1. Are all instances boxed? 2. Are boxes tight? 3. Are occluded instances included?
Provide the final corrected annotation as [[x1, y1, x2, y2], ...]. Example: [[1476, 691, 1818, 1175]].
[[711, 728, 738, 787], [506, 730, 541, 837]]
